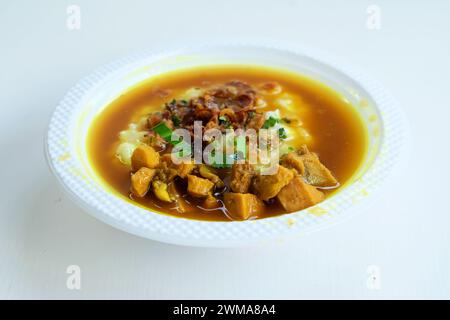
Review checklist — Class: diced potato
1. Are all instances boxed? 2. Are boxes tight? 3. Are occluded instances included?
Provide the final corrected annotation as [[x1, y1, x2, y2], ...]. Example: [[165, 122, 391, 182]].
[[130, 168, 156, 197], [277, 177, 325, 212], [187, 175, 214, 198], [252, 165, 295, 201], [152, 180, 172, 202], [131, 144, 160, 171], [224, 193, 264, 220], [203, 194, 219, 209]]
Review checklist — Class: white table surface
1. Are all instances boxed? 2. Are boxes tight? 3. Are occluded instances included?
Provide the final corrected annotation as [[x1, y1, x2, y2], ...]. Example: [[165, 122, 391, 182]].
[[1, 0, 449, 299]]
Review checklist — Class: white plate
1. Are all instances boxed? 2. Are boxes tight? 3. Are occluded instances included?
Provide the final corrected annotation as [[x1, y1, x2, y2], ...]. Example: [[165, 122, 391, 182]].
[[45, 42, 406, 247]]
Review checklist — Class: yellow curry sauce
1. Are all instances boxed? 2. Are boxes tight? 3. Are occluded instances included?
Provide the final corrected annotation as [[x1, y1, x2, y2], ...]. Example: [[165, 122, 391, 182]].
[[87, 66, 367, 221]]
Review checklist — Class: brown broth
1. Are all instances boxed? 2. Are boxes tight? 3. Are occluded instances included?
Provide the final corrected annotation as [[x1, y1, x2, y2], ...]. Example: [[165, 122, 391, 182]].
[[87, 65, 367, 221]]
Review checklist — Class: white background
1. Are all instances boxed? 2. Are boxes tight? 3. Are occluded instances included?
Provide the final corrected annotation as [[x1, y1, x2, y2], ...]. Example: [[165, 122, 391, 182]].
[[1, 0, 449, 299]]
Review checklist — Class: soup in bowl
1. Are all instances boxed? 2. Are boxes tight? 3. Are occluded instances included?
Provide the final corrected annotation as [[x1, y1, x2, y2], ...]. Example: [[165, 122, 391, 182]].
[[88, 66, 367, 221], [46, 44, 402, 246]]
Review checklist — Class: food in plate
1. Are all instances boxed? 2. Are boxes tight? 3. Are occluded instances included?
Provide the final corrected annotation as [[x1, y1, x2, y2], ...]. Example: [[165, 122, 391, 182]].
[[88, 66, 366, 221]]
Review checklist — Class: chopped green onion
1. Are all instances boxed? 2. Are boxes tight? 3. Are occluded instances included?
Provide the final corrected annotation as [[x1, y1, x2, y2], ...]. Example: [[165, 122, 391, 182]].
[[262, 116, 279, 129], [153, 122, 192, 159], [278, 127, 288, 139], [152, 122, 185, 146], [152, 122, 172, 142]]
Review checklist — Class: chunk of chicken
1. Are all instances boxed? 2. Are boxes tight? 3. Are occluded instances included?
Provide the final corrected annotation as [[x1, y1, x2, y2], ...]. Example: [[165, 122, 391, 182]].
[[187, 175, 214, 198], [300, 153, 338, 187], [130, 167, 156, 197], [277, 177, 325, 212], [282, 145, 338, 188], [230, 163, 255, 193], [280, 152, 305, 175], [160, 154, 195, 179], [131, 144, 160, 171], [252, 165, 295, 201], [175, 161, 197, 178], [199, 165, 224, 188], [246, 112, 265, 130], [224, 192, 265, 220]]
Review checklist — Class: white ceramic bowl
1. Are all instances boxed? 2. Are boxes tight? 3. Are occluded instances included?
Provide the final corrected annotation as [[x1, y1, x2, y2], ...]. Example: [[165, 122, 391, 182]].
[[45, 42, 406, 247]]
